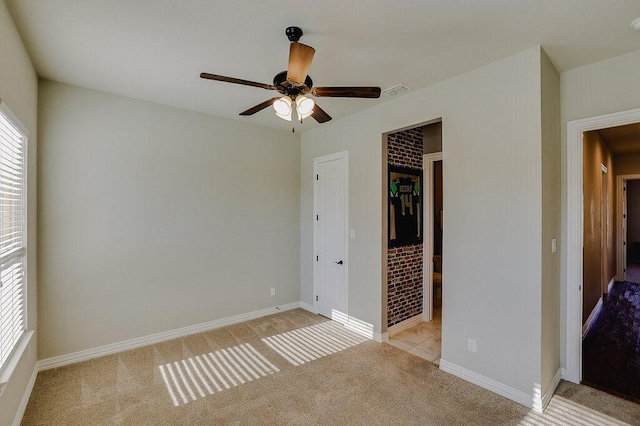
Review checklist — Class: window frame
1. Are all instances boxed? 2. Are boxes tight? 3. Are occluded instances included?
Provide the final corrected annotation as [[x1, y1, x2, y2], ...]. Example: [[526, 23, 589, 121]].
[[0, 98, 30, 394]]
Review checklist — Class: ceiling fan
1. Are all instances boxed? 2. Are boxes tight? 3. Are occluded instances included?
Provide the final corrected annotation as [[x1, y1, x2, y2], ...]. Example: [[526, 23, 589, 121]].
[[200, 26, 381, 124]]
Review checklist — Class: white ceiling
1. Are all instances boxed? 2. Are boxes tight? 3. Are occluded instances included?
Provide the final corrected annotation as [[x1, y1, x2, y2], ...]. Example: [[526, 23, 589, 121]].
[[6, 0, 640, 132]]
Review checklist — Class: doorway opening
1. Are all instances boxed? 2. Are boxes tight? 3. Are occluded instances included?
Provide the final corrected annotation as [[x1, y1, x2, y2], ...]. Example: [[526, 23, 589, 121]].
[[569, 115, 640, 402], [619, 176, 640, 284], [384, 120, 443, 364]]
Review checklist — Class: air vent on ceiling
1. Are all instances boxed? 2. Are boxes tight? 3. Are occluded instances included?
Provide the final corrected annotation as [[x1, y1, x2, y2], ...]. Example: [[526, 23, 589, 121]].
[[382, 84, 411, 97]]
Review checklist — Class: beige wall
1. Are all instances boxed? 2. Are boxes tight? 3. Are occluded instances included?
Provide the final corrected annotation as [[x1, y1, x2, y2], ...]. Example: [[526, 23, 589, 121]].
[[560, 47, 640, 368], [0, 1, 38, 424], [38, 80, 300, 359], [582, 131, 615, 323], [302, 47, 551, 401], [540, 49, 561, 398]]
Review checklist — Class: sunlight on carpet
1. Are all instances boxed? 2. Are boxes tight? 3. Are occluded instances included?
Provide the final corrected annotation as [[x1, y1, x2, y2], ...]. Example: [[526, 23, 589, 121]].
[[518, 396, 630, 425], [261, 321, 368, 366], [158, 343, 279, 406]]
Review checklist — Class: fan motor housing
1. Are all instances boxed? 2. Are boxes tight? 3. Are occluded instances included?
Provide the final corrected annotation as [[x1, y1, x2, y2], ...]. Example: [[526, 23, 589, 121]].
[[273, 70, 313, 96]]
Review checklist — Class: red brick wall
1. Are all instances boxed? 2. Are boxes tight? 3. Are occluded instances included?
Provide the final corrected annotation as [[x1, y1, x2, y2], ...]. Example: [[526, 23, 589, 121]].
[[387, 127, 423, 327]]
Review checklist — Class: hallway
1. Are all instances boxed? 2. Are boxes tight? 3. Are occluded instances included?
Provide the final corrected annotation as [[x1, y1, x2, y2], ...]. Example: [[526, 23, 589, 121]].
[[582, 280, 640, 403]]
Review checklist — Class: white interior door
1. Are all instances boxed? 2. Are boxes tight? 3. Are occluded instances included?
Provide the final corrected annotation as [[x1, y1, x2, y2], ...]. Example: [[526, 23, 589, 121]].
[[313, 151, 348, 322]]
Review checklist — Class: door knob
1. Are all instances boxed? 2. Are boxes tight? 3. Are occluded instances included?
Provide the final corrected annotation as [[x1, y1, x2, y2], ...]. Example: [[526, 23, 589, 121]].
[[335, 260, 343, 265]]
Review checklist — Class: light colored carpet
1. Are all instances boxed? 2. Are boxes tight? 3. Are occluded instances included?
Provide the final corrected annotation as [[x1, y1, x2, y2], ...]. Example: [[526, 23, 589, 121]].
[[22, 309, 640, 425]]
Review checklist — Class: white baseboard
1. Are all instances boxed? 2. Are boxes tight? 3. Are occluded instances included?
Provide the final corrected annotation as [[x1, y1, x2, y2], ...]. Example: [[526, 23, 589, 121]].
[[12, 366, 38, 426], [298, 302, 383, 342], [371, 331, 384, 343], [343, 314, 377, 341], [38, 301, 300, 371], [582, 297, 603, 339], [560, 367, 569, 380], [380, 332, 389, 343], [439, 359, 532, 408], [387, 314, 423, 337], [607, 277, 615, 293], [299, 301, 316, 313], [533, 368, 562, 412]]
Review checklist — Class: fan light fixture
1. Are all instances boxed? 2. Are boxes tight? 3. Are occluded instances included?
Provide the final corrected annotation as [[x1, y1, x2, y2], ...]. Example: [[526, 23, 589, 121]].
[[273, 95, 315, 122], [273, 96, 292, 121], [296, 96, 315, 120]]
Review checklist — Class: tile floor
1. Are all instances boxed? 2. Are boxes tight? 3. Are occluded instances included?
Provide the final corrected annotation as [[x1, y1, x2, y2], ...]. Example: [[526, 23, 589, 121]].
[[388, 297, 442, 364]]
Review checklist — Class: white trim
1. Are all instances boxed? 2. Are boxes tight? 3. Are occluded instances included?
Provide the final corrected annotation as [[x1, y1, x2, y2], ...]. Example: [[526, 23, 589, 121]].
[[299, 301, 316, 313], [616, 174, 640, 280], [0, 331, 34, 396], [301, 303, 382, 342], [371, 331, 384, 343], [423, 152, 442, 322], [439, 359, 532, 408], [12, 365, 37, 426], [601, 163, 608, 174], [313, 150, 349, 318], [566, 106, 640, 384], [37, 302, 300, 370], [582, 297, 603, 340], [607, 277, 615, 293], [533, 368, 562, 413], [343, 314, 377, 341], [387, 314, 423, 337], [0, 98, 29, 137]]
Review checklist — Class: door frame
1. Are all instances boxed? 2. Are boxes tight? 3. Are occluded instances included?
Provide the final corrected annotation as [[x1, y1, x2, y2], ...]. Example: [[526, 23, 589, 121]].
[[600, 164, 609, 296], [423, 152, 442, 321], [313, 150, 349, 318], [616, 174, 640, 281], [566, 106, 640, 383]]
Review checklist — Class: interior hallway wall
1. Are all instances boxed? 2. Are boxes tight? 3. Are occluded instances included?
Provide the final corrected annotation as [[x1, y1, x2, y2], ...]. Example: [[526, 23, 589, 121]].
[[582, 131, 615, 323]]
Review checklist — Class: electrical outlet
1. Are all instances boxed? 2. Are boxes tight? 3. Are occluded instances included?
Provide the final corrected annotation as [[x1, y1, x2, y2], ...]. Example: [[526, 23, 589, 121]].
[[552, 238, 557, 253], [270, 288, 276, 296], [467, 338, 477, 353]]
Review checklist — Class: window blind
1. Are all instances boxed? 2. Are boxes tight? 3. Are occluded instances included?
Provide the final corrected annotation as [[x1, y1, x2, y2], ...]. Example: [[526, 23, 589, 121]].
[[0, 102, 27, 372]]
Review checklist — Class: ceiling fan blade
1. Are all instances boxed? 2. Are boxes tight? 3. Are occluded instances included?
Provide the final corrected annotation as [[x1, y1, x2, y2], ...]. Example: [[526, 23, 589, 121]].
[[311, 103, 332, 123], [312, 86, 381, 98], [200, 73, 276, 90], [239, 98, 280, 116], [287, 42, 315, 85]]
